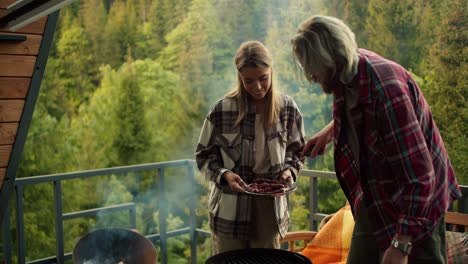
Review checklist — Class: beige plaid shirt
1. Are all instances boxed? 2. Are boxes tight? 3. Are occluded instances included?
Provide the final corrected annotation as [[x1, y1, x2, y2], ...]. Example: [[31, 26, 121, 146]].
[[195, 94, 306, 239]]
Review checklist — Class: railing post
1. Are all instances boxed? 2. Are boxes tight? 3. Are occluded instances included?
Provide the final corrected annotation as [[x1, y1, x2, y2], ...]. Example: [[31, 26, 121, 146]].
[[157, 168, 168, 264], [2, 202, 11, 264], [129, 205, 137, 229], [308, 176, 312, 230], [461, 187, 468, 213], [53, 180, 64, 264], [15, 186, 25, 264], [187, 163, 197, 264], [309, 176, 319, 231]]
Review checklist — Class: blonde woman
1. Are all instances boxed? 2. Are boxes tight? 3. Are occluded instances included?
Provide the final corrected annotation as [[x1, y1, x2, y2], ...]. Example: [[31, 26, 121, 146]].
[[196, 40, 306, 254]]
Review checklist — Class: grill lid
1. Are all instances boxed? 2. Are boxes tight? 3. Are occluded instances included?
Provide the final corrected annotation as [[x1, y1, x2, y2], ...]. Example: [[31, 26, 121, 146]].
[[205, 248, 312, 264], [72, 228, 157, 264]]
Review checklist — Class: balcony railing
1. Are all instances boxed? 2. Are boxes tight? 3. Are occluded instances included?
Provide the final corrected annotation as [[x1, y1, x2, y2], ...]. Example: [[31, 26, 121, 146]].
[[1, 159, 466, 264], [2, 160, 201, 264]]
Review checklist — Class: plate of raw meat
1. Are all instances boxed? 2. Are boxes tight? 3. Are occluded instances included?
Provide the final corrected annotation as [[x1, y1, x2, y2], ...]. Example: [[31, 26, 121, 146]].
[[244, 178, 297, 196]]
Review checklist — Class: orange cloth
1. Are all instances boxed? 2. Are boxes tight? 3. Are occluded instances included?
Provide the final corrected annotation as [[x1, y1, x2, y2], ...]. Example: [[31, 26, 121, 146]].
[[300, 205, 354, 264]]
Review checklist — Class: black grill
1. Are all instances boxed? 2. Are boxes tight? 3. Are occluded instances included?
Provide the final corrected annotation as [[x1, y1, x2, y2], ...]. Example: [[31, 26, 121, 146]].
[[205, 248, 312, 264]]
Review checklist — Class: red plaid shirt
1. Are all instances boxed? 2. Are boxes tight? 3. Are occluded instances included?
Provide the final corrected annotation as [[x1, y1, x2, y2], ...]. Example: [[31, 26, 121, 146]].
[[333, 49, 462, 249]]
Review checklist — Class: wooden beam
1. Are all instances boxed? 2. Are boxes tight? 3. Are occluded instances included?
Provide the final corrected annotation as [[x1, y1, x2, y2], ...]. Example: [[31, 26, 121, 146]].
[[0, 33, 41, 55], [0, 11, 47, 34], [445, 211, 468, 232], [0, 122, 17, 144], [0, 77, 29, 98], [0, 0, 17, 9], [0, 54, 36, 76], [0, 99, 24, 121], [0, 144, 11, 167], [0, 167, 5, 189]]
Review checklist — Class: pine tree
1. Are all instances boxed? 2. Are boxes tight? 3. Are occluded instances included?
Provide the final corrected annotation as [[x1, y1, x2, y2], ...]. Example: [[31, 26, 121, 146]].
[[79, 0, 107, 67], [413, 1, 444, 75], [424, 0, 467, 184], [102, 0, 139, 68], [343, 0, 369, 47], [148, 0, 168, 54], [158, 0, 214, 117], [324, 0, 345, 18], [366, 0, 420, 70], [112, 53, 151, 166], [40, 21, 96, 118], [147, 0, 191, 55]]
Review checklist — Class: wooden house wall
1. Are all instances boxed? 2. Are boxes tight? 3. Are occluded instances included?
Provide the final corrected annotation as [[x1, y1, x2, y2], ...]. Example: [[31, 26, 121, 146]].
[[0, 0, 48, 189]]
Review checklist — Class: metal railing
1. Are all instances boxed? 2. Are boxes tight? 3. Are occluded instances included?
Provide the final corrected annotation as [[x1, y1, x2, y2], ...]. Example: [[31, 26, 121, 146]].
[[1, 159, 466, 264], [1, 160, 201, 264]]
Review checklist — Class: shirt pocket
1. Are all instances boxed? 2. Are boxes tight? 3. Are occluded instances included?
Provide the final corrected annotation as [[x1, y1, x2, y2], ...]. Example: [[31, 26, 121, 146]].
[[215, 134, 242, 169], [267, 130, 288, 166], [366, 144, 399, 199]]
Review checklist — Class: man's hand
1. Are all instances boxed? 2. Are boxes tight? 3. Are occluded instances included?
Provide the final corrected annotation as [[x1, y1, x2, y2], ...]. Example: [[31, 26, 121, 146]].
[[318, 213, 334, 230], [382, 234, 412, 264], [382, 246, 408, 264], [223, 171, 247, 192], [302, 121, 333, 158]]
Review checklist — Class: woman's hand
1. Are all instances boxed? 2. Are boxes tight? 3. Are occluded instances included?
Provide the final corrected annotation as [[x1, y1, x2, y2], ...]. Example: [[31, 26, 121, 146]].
[[223, 171, 247, 193], [302, 121, 334, 158], [274, 170, 294, 197], [279, 169, 293, 183]]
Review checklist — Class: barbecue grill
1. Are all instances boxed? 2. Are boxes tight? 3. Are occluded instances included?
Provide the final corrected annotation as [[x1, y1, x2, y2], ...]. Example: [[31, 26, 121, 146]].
[[72, 227, 157, 264], [205, 248, 312, 264]]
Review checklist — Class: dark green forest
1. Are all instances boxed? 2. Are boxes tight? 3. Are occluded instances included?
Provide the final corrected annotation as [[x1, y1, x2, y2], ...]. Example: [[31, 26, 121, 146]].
[[3, 0, 466, 262]]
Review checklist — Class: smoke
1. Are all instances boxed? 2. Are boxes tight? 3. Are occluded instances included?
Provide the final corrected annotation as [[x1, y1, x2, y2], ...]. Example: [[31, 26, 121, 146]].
[[91, 167, 204, 240]]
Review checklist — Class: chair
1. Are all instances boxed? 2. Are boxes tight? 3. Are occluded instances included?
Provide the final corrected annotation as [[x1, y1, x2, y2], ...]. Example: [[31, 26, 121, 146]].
[[281, 205, 353, 256], [281, 211, 468, 253], [445, 211, 468, 232], [444, 211, 468, 263], [280, 231, 317, 252]]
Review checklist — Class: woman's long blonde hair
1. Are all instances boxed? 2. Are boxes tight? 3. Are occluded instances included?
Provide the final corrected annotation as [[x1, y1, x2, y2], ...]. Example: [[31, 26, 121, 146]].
[[225, 40, 280, 127]]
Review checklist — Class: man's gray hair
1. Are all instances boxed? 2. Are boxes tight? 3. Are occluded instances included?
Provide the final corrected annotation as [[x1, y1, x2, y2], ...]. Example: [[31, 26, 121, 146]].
[[291, 15, 359, 84]]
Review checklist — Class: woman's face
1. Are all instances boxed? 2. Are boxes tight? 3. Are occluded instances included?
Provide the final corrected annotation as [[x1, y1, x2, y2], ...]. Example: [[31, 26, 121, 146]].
[[239, 66, 272, 101]]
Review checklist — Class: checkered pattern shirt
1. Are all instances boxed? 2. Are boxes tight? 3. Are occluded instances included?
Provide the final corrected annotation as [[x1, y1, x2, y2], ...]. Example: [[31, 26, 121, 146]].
[[333, 49, 462, 249], [196, 93, 306, 239]]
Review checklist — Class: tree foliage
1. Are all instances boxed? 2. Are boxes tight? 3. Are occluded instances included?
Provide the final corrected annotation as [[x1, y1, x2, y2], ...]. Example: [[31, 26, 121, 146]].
[[423, 0, 467, 183], [8, 0, 466, 261], [112, 56, 151, 166]]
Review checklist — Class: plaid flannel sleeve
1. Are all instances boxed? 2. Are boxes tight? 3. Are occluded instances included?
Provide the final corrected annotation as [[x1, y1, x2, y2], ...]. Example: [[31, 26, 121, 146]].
[[195, 117, 229, 185], [284, 106, 306, 180], [376, 78, 435, 237]]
